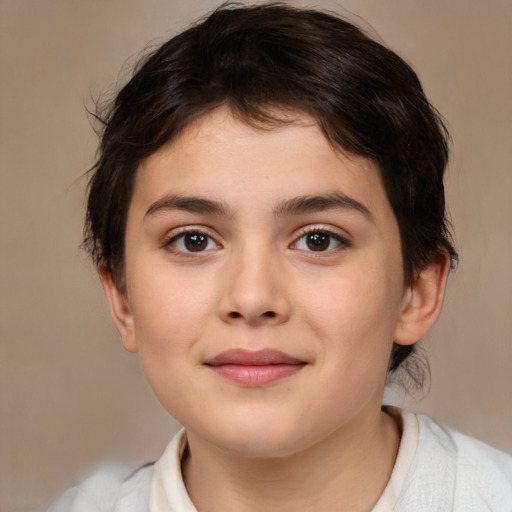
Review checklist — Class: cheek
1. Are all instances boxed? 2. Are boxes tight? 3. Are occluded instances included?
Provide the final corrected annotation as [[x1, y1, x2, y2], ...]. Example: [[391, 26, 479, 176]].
[[126, 271, 215, 414], [296, 261, 404, 357], [127, 267, 214, 356]]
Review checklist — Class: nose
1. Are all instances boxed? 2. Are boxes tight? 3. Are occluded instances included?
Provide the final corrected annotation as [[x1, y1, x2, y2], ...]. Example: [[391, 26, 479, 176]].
[[217, 245, 291, 326]]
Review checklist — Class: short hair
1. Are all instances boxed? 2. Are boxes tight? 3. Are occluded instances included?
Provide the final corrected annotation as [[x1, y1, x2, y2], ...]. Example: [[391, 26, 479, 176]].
[[84, 2, 457, 383]]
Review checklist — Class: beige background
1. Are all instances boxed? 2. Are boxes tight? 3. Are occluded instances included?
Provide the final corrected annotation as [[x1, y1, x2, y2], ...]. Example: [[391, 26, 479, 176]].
[[1, 1, 511, 510]]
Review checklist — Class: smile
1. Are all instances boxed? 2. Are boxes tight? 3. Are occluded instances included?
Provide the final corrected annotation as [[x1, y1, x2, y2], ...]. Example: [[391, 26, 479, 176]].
[[204, 349, 307, 387]]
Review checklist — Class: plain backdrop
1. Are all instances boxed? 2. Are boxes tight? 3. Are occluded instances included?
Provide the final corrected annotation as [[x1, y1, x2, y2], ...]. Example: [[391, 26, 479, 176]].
[[1, 1, 511, 510]]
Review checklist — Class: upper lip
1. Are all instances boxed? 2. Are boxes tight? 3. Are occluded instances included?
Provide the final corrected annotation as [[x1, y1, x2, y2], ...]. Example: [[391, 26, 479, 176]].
[[205, 349, 305, 366]]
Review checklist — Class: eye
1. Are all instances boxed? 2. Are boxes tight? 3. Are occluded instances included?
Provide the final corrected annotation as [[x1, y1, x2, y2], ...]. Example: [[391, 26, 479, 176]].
[[167, 231, 219, 253], [292, 230, 346, 252]]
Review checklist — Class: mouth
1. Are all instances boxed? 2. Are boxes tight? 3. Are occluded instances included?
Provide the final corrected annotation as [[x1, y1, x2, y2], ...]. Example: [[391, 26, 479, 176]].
[[204, 349, 307, 387]]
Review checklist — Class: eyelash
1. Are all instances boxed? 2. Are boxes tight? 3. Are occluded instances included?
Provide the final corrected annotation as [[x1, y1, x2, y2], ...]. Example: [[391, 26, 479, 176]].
[[163, 227, 220, 256], [162, 226, 350, 257], [291, 227, 350, 255]]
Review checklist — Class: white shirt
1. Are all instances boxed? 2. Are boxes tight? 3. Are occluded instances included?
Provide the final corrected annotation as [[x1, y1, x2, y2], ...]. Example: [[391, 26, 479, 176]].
[[49, 409, 512, 511]]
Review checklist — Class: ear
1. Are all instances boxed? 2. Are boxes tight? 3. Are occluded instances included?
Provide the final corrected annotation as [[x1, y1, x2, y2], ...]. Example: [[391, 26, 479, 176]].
[[98, 264, 138, 353], [394, 253, 451, 346]]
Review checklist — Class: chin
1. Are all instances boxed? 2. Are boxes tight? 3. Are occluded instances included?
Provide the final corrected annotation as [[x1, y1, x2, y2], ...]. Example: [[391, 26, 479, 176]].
[[196, 414, 313, 459], [217, 434, 305, 459]]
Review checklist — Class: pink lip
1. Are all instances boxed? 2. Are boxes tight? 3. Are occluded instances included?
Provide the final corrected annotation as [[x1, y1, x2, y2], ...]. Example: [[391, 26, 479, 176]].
[[205, 349, 306, 387]]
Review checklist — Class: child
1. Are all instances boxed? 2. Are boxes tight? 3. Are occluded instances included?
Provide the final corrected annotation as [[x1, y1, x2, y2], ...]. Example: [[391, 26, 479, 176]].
[[51, 3, 512, 511]]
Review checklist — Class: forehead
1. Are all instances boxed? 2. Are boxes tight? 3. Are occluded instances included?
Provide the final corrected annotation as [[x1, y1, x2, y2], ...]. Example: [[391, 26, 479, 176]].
[[137, 107, 370, 180], [133, 107, 387, 210]]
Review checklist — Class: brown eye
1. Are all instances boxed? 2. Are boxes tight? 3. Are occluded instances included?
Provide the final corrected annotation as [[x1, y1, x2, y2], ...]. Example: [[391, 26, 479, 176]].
[[169, 231, 219, 253], [184, 233, 208, 252], [292, 230, 345, 253], [306, 232, 330, 251]]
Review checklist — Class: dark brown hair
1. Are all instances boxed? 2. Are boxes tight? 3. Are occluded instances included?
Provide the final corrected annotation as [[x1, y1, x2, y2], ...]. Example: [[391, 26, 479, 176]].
[[84, 2, 457, 383]]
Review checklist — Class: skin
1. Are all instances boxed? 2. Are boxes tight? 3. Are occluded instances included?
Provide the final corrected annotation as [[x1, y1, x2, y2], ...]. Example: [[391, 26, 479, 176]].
[[100, 107, 449, 511]]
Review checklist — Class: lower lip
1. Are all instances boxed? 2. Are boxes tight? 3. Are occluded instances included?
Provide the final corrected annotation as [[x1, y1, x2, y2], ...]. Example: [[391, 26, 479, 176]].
[[208, 363, 305, 386]]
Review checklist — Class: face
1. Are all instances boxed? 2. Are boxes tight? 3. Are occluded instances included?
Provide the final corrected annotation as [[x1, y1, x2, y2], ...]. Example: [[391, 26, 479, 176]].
[[103, 108, 425, 458]]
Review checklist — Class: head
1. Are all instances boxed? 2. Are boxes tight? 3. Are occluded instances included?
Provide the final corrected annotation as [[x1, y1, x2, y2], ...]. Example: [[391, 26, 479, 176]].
[[84, 3, 457, 387]]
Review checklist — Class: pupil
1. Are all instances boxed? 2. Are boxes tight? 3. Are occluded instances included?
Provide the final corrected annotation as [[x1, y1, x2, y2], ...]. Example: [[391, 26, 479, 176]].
[[307, 232, 329, 251], [185, 233, 207, 251]]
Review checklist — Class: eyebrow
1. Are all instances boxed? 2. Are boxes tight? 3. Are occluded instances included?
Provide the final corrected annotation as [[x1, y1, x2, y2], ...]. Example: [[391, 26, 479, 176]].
[[145, 195, 233, 219], [273, 192, 374, 222], [144, 192, 373, 222]]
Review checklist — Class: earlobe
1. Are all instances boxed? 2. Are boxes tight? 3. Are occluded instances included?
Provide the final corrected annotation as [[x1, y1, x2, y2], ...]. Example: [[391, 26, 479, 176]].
[[98, 264, 139, 353], [394, 253, 451, 346]]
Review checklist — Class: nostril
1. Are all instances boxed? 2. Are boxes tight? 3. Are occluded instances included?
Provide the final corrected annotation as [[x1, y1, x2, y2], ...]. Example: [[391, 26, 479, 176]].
[[227, 311, 276, 319]]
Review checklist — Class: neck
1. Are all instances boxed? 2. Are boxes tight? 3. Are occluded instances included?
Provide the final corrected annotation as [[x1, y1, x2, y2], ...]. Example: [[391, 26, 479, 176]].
[[182, 409, 400, 512]]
